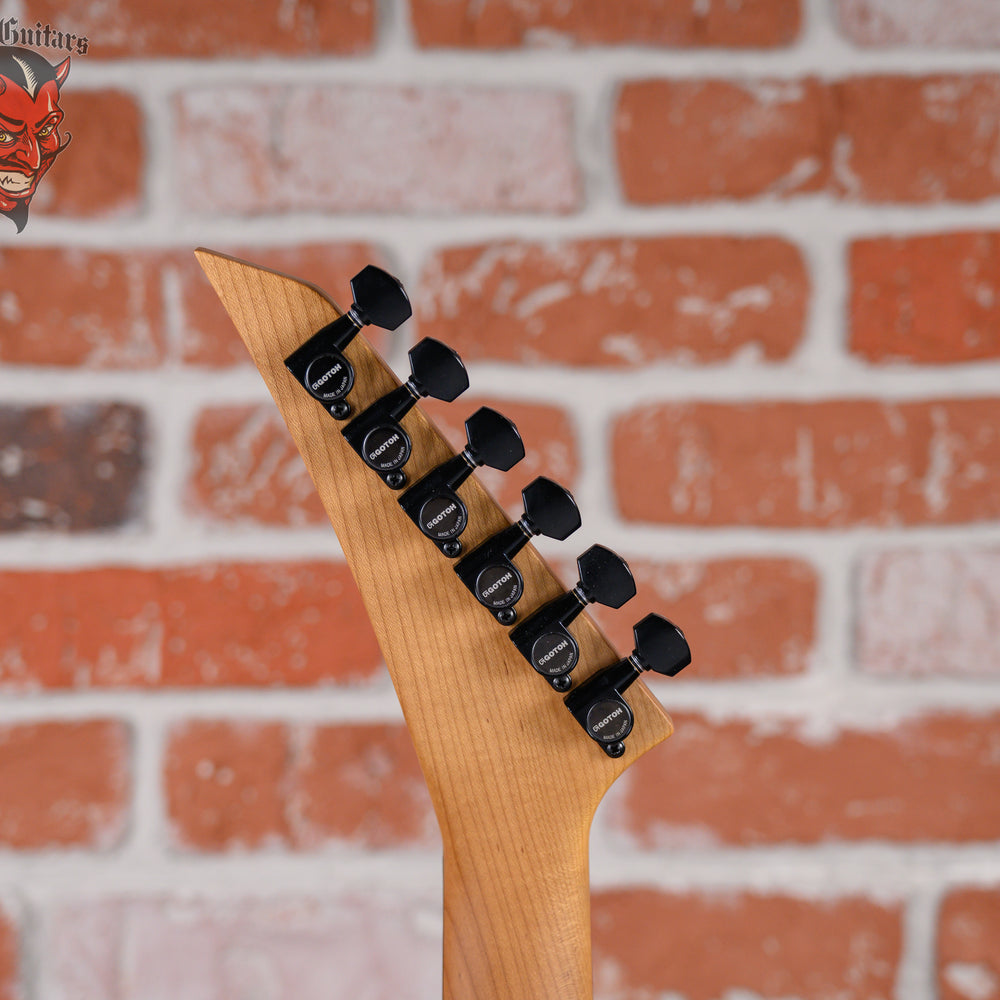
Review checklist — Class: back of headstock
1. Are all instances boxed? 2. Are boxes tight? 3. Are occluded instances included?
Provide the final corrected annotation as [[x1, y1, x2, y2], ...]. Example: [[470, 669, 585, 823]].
[[195, 249, 684, 1000]]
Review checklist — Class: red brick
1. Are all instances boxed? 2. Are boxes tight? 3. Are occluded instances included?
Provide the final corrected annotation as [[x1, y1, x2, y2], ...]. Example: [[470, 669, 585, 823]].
[[165, 721, 290, 850], [835, 75, 1000, 202], [0, 244, 388, 369], [419, 238, 807, 366], [186, 405, 325, 526], [165, 722, 434, 851], [617, 74, 1000, 204], [288, 725, 434, 848], [0, 720, 128, 849], [33, 90, 142, 220], [0, 403, 147, 532], [0, 562, 379, 689], [613, 399, 1000, 527], [588, 557, 817, 678], [593, 890, 900, 1000], [412, 0, 800, 48], [938, 889, 1000, 1000], [0, 249, 166, 368], [619, 712, 1000, 845], [177, 243, 385, 367], [850, 233, 1000, 363], [28, 0, 374, 57], [836, 0, 1000, 48], [616, 78, 832, 202], [422, 395, 578, 515], [160, 563, 380, 687], [0, 907, 16, 1000], [175, 86, 580, 215], [858, 549, 1000, 678]]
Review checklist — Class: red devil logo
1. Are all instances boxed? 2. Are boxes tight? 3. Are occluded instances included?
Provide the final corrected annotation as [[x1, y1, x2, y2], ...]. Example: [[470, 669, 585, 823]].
[[0, 46, 70, 233]]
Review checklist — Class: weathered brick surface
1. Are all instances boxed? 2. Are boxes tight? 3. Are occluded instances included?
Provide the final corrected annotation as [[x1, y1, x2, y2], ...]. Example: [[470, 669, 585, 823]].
[[588, 557, 817, 678], [593, 890, 901, 1000], [165, 721, 434, 851], [836, 0, 1000, 48], [0, 249, 166, 368], [858, 549, 1000, 678], [159, 563, 380, 687], [419, 237, 807, 366], [288, 725, 434, 848], [618, 712, 1000, 845], [850, 232, 1000, 364], [617, 74, 1000, 203], [176, 86, 580, 215], [43, 897, 439, 1000], [412, 0, 801, 48], [422, 396, 579, 514], [836, 75, 1000, 202], [179, 243, 385, 366], [32, 90, 143, 219], [613, 399, 1000, 527], [27, 1, 375, 56], [937, 889, 1000, 1000], [0, 720, 129, 849], [0, 908, 16, 1000], [0, 244, 386, 370], [186, 405, 325, 526], [165, 720, 291, 850], [0, 403, 146, 532], [616, 78, 832, 202], [0, 563, 380, 689]]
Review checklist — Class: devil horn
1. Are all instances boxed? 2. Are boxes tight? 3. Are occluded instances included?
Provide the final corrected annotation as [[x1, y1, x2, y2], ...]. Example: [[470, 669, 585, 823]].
[[54, 57, 70, 89]]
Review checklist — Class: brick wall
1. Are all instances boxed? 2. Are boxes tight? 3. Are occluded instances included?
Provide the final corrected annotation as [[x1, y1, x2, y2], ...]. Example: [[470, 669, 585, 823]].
[[1, 0, 999, 997]]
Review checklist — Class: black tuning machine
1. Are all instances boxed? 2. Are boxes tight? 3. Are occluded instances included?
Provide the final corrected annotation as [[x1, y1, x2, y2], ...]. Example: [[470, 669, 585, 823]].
[[454, 476, 580, 625], [285, 265, 412, 420], [509, 544, 635, 691], [342, 337, 469, 490], [565, 613, 690, 758], [398, 407, 525, 558]]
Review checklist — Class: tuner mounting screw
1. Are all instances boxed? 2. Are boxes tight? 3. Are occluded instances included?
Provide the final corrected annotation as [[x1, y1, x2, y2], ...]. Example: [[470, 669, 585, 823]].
[[497, 608, 516, 626], [551, 674, 572, 692], [386, 471, 406, 490], [442, 540, 462, 558], [605, 741, 626, 758], [330, 401, 351, 420]]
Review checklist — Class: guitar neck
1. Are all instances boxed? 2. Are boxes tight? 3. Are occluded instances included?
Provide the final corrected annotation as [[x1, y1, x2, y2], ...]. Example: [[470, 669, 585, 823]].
[[195, 249, 675, 1000]]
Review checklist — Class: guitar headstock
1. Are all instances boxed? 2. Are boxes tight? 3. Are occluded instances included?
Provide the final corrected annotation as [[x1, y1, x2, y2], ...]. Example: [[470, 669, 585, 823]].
[[195, 248, 687, 1000]]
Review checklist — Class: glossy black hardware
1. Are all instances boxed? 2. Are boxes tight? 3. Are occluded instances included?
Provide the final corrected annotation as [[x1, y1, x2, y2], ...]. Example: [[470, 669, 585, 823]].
[[454, 476, 580, 625], [509, 544, 635, 690], [398, 407, 524, 557], [285, 265, 411, 420], [565, 613, 690, 757], [342, 337, 468, 489]]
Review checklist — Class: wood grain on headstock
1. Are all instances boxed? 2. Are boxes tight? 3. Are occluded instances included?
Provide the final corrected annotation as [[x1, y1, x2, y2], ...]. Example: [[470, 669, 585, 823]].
[[195, 249, 674, 1000]]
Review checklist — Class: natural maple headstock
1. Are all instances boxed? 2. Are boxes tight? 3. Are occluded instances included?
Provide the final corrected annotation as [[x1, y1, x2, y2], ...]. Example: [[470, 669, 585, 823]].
[[195, 249, 677, 1000]]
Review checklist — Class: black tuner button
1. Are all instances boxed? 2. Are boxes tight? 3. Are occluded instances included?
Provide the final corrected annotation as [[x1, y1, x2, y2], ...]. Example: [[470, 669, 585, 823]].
[[398, 407, 525, 556], [349, 265, 413, 330], [454, 476, 581, 624], [565, 613, 690, 756], [285, 265, 412, 418], [509, 544, 635, 687], [342, 337, 469, 489]]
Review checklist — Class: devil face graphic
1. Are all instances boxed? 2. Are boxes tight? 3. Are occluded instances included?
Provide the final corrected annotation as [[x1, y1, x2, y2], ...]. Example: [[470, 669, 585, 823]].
[[0, 47, 70, 233]]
